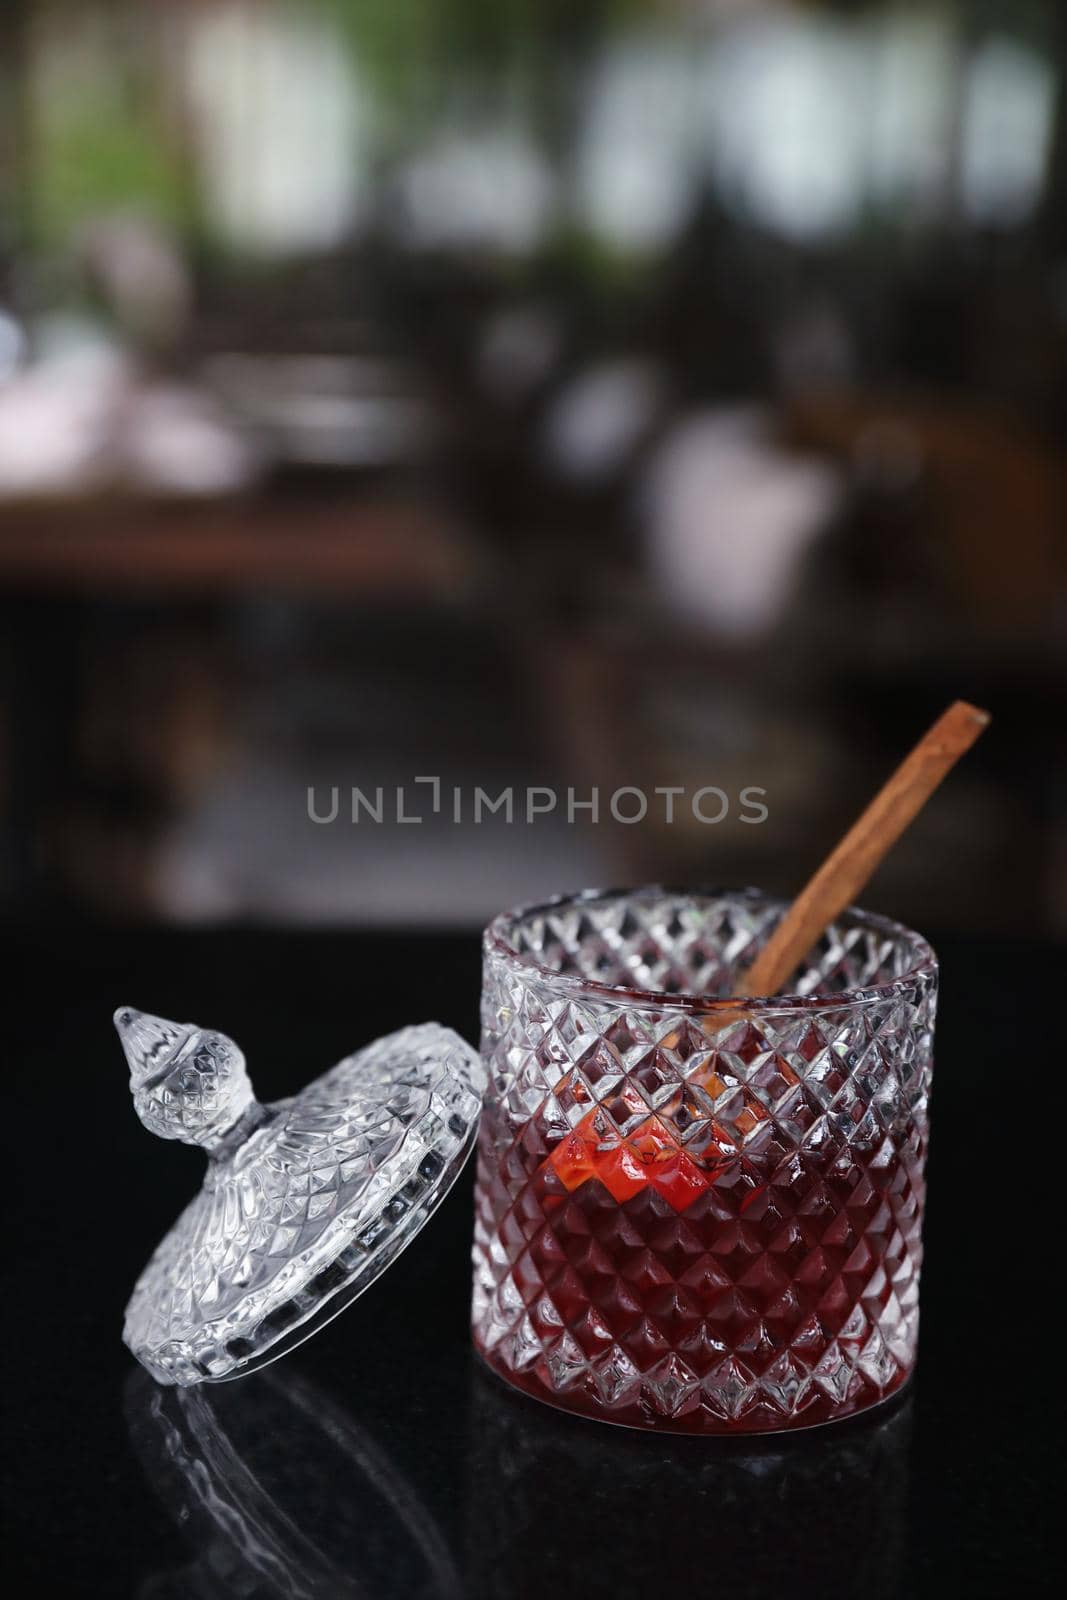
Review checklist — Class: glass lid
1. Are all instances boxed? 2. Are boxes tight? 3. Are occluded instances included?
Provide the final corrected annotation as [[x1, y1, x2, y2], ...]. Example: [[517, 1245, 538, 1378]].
[[116, 1008, 483, 1386]]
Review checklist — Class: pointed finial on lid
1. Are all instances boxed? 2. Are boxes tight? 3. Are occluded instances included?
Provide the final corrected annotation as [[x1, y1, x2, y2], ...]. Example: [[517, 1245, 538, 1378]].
[[114, 1008, 193, 1086], [115, 1007, 257, 1150]]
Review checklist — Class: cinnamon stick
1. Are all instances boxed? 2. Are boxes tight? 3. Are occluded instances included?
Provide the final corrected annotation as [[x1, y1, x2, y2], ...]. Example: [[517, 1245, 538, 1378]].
[[737, 699, 990, 1000]]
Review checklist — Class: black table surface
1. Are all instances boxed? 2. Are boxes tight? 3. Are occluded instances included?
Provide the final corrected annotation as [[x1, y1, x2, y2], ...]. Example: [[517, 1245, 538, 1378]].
[[2, 923, 1057, 1599]]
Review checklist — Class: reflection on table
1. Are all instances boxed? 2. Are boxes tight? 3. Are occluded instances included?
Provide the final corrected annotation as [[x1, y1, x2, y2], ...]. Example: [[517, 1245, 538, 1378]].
[[465, 1365, 914, 1600], [125, 1368, 463, 1600]]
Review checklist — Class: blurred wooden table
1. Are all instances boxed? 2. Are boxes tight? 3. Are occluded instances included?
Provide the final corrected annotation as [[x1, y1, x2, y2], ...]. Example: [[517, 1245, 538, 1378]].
[[0, 491, 483, 599], [0, 491, 487, 904]]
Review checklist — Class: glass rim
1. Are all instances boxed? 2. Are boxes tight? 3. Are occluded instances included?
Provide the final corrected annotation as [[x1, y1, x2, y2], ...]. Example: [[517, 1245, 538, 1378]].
[[484, 885, 938, 1015]]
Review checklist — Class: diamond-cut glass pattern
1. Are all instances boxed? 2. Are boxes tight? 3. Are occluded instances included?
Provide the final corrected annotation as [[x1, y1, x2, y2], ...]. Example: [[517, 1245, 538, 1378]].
[[125, 1023, 483, 1387], [473, 889, 936, 1433]]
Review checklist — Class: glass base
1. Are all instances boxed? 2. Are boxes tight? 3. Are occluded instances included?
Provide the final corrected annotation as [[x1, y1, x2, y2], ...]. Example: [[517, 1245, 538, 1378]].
[[473, 1342, 915, 1437]]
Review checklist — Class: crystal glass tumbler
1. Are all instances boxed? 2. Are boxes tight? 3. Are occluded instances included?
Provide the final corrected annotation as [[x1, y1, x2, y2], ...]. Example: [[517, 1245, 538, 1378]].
[[472, 888, 937, 1434]]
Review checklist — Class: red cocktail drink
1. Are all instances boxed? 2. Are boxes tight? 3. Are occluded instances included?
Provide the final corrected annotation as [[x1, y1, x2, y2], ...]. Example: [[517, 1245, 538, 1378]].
[[473, 890, 935, 1433]]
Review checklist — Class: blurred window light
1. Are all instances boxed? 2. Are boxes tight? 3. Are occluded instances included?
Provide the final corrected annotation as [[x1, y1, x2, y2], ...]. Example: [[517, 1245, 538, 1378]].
[[867, 11, 957, 216], [700, 16, 870, 239], [185, 1, 365, 255], [693, 5, 1058, 239], [575, 39, 697, 252], [395, 130, 553, 253], [961, 37, 1056, 227]]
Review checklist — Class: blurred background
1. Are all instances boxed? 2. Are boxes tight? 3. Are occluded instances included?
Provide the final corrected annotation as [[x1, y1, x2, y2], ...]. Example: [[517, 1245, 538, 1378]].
[[0, 0, 1063, 936]]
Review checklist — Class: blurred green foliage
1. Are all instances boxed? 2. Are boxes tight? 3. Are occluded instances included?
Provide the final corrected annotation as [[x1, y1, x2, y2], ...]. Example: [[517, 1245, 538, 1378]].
[[13, 0, 1061, 261], [323, 0, 646, 147], [24, 5, 197, 248]]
